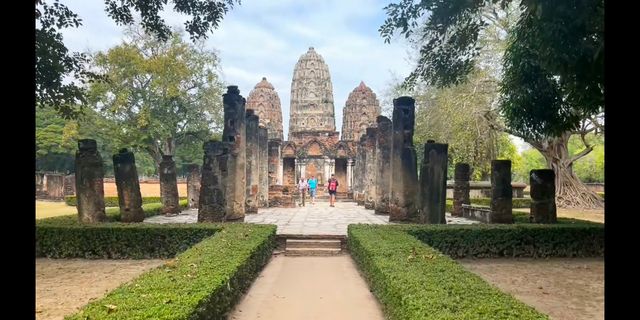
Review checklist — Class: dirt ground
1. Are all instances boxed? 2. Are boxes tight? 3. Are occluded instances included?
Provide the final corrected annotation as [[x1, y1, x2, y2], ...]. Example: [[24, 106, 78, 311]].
[[36, 258, 166, 320], [229, 255, 384, 320], [458, 258, 604, 320], [516, 208, 604, 224]]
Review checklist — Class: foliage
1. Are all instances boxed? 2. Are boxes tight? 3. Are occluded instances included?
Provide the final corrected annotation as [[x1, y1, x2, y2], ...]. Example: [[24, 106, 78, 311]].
[[65, 224, 275, 320], [104, 0, 239, 41], [35, 0, 100, 118], [87, 26, 225, 166], [498, 0, 604, 139], [513, 147, 546, 182], [569, 134, 604, 183], [512, 133, 604, 183], [36, 107, 78, 172], [36, 223, 218, 259], [408, 69, 519, 180], [404, 223, 604, 258], [380, 0, 604, 126], [35, 0, 238, 119], [381, 0, 604, 208], [348, 225, 548, 319]]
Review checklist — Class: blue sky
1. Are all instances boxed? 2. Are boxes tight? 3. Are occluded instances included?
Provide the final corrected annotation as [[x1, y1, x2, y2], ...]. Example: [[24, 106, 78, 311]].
[[59, 0, 414, 139]]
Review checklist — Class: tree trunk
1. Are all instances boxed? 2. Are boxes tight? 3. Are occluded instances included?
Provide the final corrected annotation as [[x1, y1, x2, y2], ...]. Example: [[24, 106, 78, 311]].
[[530, 133, 603, 209]]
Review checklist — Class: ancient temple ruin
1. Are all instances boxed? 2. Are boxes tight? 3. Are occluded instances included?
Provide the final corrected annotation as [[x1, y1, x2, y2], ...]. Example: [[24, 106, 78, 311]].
[[246, 77, 284, 141], [341, 81, 381, 142], [261, 47, 381, 197]]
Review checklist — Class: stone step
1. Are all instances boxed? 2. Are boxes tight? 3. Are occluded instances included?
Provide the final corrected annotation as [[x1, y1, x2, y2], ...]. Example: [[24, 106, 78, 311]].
[[284, 248, 342, 256], [286, 239, 341, 249]]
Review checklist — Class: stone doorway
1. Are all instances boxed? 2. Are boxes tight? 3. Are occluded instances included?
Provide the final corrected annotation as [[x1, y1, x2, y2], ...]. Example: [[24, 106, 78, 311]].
[[335, 158, 347, 193], [283, 158, 295, 186], [305, 161, 322, 185]]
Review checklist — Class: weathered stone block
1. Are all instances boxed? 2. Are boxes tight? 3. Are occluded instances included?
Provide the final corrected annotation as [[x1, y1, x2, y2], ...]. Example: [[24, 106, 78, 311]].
[[75, 139, 106, 223], [113, 148, 144, 222], [419, 141, 448, 224], [453, 163, 471, 217], [530, 169, 557, 223]]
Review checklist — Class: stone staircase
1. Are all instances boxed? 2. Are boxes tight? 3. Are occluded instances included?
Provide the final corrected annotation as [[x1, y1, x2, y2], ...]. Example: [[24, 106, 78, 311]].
[[296, 191, 353, 203], [276, 235, 346, 256]]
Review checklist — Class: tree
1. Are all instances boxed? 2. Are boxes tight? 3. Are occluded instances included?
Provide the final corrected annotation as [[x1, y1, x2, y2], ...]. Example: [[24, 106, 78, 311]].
[[87, 26, 224, 192], [36, 106, 122, 175], [36, 0, 98, 119], [380, 0, 604, 208], [407, 69, 509, 180], [570, 134, 604, 183], [513, 147, 546, 183], [36, 107, 78, 172], [35, 0, 238, 119]]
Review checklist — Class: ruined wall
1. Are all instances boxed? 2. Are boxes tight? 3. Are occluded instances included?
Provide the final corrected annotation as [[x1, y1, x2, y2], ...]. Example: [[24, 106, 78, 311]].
[[222, 86, 247, 220], [389, 96, 419, 222]]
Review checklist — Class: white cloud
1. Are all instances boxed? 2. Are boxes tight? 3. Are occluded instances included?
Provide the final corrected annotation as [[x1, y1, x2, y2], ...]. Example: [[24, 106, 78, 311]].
[[57, 0, 414, 138]]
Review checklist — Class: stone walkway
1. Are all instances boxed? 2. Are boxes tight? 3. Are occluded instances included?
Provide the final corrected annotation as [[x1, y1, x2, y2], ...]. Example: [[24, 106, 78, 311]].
[[144, 202, 478, 235], [228, 255, 385, 320]]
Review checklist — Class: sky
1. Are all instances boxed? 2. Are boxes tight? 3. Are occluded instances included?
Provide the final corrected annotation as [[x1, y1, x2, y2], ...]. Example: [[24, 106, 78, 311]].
[[59, 0, 414, 139]]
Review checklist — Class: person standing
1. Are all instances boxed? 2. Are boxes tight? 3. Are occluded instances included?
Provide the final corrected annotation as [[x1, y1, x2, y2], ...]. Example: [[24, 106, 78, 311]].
[[308, 175, 318, 205], [297, 177, 309, 207], [327, 174, 339, 207]]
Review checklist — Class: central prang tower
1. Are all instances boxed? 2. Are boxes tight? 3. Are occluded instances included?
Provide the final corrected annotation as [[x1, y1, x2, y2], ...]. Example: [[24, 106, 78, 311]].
[[288, 47, 338, 146]]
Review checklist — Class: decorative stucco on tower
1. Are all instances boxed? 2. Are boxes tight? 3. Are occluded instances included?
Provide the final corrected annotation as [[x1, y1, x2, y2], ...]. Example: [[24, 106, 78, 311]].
[[341, 81, 381, 141], [288, 47, 336, 144], [246, 77, 284, 141]]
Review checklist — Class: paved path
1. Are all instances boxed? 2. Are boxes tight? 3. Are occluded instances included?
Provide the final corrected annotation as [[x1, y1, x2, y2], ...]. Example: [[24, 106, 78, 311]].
[[228, 255, 385, 320], [144, 202, 478, 235]]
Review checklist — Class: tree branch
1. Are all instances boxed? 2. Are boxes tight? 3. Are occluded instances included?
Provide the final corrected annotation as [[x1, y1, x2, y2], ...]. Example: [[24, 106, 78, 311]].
[[569, 145, 593, 165]]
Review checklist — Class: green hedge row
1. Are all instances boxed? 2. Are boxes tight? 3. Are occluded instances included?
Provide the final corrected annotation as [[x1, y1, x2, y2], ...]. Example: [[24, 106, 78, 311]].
[[66, 224, 277, 320], [405, 223, 604, 258], [348, 225, 548, 320], [36, 223, 219, 259], [37, 201, 195, 258], [65, 195, 188, 207], [446, 197, 531, 208]]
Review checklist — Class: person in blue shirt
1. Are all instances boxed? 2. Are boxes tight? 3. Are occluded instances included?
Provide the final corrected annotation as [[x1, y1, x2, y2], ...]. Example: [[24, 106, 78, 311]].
[[308, 175, 318, 205]]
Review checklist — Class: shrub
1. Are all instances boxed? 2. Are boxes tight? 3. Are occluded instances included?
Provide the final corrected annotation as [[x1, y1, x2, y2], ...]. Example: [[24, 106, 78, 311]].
[[348, 225, 548, 320], [36, 200, 196, 258], [66, 224, 276, 320], [405, 224, 604, 258]]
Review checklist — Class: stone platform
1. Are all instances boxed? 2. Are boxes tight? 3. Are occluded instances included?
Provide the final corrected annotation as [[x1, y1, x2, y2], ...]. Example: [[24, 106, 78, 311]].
[[144, 202, 478, 235]]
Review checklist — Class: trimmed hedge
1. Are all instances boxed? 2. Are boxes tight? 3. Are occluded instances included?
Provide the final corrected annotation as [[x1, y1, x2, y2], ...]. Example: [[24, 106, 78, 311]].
[[36, 223, 219, 259], [36, 200, 198, 258], [447, 197, 532, 208], [348, 225, 548, 320], [65, 195, 188, 207], [66, 224, 277, 320], [405, 223, 604, 258]]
